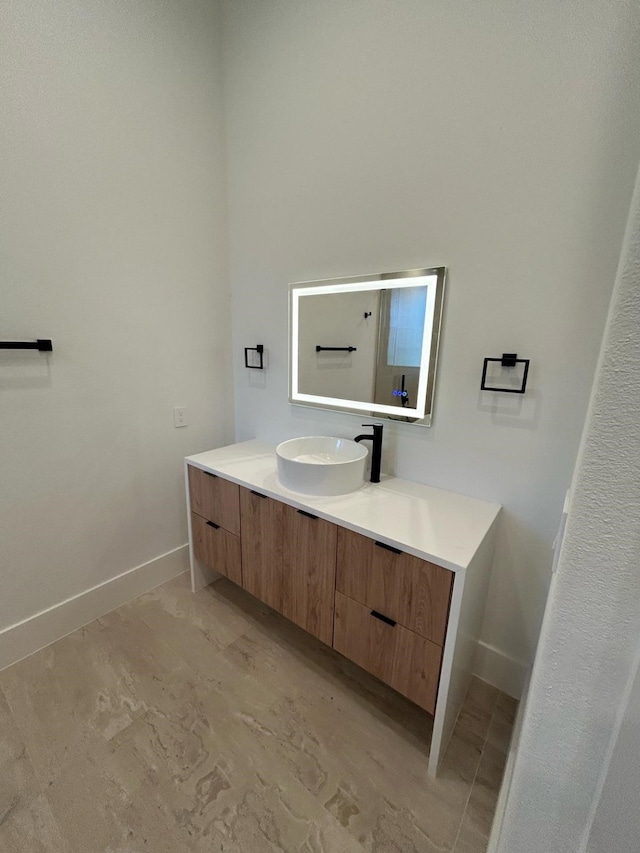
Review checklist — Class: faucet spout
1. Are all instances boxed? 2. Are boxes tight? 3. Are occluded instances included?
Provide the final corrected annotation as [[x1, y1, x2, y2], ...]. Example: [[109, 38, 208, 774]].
[[354, 424, 383, 483]]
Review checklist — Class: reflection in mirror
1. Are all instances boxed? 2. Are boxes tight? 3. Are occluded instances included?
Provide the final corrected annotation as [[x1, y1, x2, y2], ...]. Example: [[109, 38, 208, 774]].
[[289, 267, 446, 426]]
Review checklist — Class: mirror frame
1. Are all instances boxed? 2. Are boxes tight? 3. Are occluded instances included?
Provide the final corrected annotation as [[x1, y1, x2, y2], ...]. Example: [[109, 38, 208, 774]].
[[288, 266, 446, 426]]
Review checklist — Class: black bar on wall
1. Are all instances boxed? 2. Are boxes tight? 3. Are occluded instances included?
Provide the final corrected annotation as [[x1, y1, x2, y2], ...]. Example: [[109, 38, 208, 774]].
[[0, 339, 53, 352], [315, 345, 357, 353]]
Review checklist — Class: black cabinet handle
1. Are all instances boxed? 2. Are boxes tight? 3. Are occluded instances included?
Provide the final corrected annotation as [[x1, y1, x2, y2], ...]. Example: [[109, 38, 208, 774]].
[[204, 471, 217, 478], [250, 490, 267, 499], [375, 540, 402, 555], [297, 509, 318, 520], [370, 610, 397, 627], [206, 520, 220, 529]]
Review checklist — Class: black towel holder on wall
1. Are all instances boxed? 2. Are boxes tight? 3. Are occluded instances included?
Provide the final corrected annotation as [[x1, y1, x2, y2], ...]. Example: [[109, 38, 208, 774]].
[[481, 352, 530, 394], [244, 344, 264, 369], [0, 339, 53, 352]]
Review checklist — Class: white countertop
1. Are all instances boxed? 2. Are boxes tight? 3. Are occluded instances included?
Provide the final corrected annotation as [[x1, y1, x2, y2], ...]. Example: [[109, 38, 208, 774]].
[[186, 440, 501, 573]]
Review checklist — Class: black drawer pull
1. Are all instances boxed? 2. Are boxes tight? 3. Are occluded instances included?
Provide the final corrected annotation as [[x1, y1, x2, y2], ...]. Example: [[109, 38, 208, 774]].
[[250, 490, 267, 499], [371, 610, 397, 627], [297, 509, 318, 520], [375, 540, 402, 555], [204, 471, 217, 478], [206, 520, 220, 529]]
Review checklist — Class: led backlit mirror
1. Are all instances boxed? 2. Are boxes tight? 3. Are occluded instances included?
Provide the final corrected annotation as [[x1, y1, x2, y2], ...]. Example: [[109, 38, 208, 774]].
[[289, 267, 446, 426]]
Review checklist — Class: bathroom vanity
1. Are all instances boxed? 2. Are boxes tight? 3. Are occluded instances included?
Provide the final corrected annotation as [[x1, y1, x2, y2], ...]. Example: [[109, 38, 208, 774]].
[[185, 440, 500, 775]]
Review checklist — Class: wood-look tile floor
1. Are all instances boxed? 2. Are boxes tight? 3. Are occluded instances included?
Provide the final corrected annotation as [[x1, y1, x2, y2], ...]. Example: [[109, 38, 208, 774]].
[[0, 572, 516, 853]]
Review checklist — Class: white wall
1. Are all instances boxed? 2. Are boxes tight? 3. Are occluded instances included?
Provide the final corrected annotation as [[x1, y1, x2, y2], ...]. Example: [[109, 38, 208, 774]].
[[221, 0, 640, 690], [493, 163, 640, 852], [0, 0, 234, 650], [586, 652, 640, 853]]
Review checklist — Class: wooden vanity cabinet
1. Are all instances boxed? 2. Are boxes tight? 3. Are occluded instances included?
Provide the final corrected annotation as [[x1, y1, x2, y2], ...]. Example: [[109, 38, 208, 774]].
[[239, 488, 285, 610], [240, 488, 337, 645], [186, 441, 501, 777], [336, 528, 453, 646], [188, 466, 242, 585], [333, 527, 454, 714], [188, 471, 454, 712], [191, 514, 242, 586], [188, 466, 241, 536], [283, 505, 337, 645], [334, 592, 443, 714]]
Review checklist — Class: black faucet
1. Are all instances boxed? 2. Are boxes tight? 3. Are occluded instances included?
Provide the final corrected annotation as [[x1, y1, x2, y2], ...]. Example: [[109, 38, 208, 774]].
[[354, 424, 383, 483]]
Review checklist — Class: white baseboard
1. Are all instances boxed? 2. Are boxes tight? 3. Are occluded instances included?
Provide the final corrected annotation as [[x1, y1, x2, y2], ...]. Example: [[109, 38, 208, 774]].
[[473, 640, 530, 699], [0, 545, 189, 672]]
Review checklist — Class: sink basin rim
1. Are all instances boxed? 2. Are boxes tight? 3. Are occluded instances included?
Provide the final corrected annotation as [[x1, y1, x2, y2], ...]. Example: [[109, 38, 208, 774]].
[[276, 435, 368, 466], [276, 436, 368, 496]]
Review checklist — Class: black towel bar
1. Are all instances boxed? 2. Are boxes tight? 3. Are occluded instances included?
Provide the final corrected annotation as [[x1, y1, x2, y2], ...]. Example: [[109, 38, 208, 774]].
[[0, 339, 53, 352]]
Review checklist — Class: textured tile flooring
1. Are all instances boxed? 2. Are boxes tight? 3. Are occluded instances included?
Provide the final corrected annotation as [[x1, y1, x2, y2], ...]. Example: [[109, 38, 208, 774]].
[[0, 572, 516, 852]]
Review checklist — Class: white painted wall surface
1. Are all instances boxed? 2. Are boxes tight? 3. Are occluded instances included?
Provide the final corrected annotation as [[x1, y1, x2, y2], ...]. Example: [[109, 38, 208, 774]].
[[0, 1, 234, 639], [492, 165, 640, 851], [585, 654, 640, 853], [221, 0, 640, 688]]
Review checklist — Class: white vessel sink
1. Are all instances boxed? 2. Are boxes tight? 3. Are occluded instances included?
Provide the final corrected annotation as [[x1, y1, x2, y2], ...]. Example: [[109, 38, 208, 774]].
[[276, 436, 368, 496]]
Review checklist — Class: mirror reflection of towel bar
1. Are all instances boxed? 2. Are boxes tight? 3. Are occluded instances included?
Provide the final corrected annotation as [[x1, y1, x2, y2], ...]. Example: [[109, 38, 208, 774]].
[[315, 346, 357, 352]]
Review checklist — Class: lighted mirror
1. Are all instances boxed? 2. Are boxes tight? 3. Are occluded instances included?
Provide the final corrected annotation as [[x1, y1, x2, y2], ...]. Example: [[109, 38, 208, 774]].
[[289, 267, 446, 426]]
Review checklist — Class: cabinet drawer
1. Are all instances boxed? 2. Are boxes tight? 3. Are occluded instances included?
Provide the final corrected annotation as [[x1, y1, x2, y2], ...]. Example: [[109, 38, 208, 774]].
[[188, 465, 240, 536], [333, 592, 442, 714], [191, 512, 242, 585], [336, 527, 453, 646]]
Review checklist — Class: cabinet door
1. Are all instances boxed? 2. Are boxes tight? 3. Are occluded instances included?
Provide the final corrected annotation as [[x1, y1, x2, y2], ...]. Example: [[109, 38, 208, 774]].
[[240, 488, 286, 611], [239, 489, 337, 645], [336, 528, 453, 646], [282, 506, 337, 645], [333, 592, 442, 714], [188, 466, 240, 536], [191, 513, 242, 585]]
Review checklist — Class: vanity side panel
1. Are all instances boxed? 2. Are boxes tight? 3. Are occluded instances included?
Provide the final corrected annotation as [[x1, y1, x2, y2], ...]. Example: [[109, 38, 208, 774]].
[[428, 516, 499, 776], [282, 505, 337, 646], [240, 487, 286, 611], [336, 528, 453, 645]]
